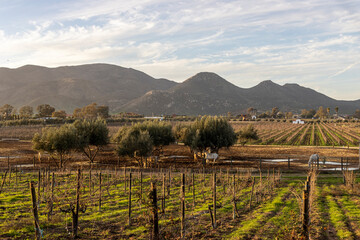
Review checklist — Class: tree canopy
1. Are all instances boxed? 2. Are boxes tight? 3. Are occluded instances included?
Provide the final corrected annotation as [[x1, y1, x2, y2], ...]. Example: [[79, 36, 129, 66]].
[[73, 119, 109, 164], [19, 105, 33, 118], [32, 124, 77, 168], [37, 104, 55, 117], [183, 116, 236, 153], [73, 103, 109, 119]]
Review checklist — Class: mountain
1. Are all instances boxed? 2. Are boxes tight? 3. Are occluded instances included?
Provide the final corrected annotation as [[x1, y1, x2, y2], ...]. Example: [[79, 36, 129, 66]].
[[0, 64, 177, 113], [122, 72, 360, 115], [0, 64, 358, 115]]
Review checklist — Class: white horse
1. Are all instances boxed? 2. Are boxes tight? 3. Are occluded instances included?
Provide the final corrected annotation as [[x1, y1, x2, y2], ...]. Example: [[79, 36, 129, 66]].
[[204, 150, 219, 163], [308, 154, 319, 168]]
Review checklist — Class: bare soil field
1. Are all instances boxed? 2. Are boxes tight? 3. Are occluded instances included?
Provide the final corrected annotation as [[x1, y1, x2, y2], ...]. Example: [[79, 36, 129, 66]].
[[0, 140, 358, 171]]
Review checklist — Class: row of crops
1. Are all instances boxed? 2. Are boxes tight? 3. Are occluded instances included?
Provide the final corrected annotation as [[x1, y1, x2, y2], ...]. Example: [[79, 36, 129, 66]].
[[2, 167, 360, 239], [249, 122, 360, 146]]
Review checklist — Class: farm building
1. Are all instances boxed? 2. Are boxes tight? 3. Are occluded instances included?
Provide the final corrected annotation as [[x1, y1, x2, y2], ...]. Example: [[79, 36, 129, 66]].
[[293, 119, 304, 124]]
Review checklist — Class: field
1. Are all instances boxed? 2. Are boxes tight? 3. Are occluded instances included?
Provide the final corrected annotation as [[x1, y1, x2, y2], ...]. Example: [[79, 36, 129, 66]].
[[1, 121, 360, 239]]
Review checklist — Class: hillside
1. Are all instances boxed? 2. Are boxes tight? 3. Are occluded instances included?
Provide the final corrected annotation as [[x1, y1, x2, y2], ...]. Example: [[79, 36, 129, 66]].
[[122, 72, 360, 115], [0, 64, 177, 113], [0, 64, 358, 115]]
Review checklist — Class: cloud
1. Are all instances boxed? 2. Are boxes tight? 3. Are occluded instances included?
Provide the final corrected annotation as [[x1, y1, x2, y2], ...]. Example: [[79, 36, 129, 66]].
[[0, 0, 359, 100]]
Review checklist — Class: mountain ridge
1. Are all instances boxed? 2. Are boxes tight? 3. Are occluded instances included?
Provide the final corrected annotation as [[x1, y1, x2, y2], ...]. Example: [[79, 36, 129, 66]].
[[0, 64, 358, 115]]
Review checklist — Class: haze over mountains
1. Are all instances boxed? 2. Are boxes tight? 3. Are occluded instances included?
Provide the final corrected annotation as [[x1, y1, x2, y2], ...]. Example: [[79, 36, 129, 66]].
[[0, 64, 358, 115]]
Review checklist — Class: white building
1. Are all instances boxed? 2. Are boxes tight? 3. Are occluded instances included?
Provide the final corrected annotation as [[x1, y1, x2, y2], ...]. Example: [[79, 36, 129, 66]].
[[293, 119, 305, 124]]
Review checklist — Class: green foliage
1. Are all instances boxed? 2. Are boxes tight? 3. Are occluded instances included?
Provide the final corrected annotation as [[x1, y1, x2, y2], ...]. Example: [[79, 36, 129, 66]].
[[37, 104, 55, 117], [173, 124, 190, 143], [19, 105, 33, 118], [114, 121, 174, 166], [116, 126, 153, 167], [32, 124, 77, 168], [73, 119, 109, 163], [237, 124, 259, 146], [182, 116, 236, 152], [73, 103, 109, 119]]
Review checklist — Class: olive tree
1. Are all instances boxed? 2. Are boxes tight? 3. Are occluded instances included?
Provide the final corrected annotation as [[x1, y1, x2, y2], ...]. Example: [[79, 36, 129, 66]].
[[114, 121, 174, 167], [183, 116, 236, 154], [32, 124, 77, 168], [116, 127, 153, 167], [73, 119, 109, 164]]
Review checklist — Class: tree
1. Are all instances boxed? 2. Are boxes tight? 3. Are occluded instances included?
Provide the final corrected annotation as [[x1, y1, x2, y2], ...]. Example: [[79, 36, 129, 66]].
[[285, 112, 293, 119], [0, 104, 14, 119], [72, 103, 109, 119], [19, 105, 33, 118], [114, 121, 174, 161], [326, 107, 331, 118], [183, 116, 236, 154], [271, 107, 279, 118], [116, 127, 153, 167], [315, 106, 327, 119], [353, 110, 360, 119], [174, 124, 190, 143], [37, 104, 55, 117], [335, 107, 339, 116], [237, 124, 259, 146], [52, 110, 67, 119], [32, 124, 77, 168], [73, 119, 109, 164]]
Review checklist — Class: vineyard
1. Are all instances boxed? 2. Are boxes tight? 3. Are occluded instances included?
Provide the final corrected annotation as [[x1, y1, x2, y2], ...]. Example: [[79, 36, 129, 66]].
[[1, 166, 360, 239], [233, 121, 360, 147]]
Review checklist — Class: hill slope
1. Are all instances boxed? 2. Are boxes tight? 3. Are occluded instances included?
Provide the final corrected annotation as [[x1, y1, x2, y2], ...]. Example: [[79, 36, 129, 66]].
[[0, 64, 177, 113], [122, 72, 360, 115]]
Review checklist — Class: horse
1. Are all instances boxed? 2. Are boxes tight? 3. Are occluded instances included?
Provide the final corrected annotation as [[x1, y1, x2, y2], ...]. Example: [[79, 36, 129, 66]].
[[308, 154, 319, 168], [204, 150, 219, 163]]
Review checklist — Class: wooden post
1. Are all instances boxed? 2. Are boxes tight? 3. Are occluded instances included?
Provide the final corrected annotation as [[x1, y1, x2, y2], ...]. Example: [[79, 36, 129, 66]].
[[128, 172, 132, 225], [192, 172, 196, 208], [37, 170, 41, 205], [288, 157, 290, 169], [233, 174, 236, 220], [259, 157, 262, 170], [72, 169, 81, 238], [168, 169, 171, 197], [7, 156, 10, 170], [48, 172, 55, 221], [124, 167, 126, 193], [249, 177, 256, 210], [341, 157, 343, 171], [213, 172, 217, 228], [162, 174, 166, 213], [30, 181, 41, 240], [181, 173, 185, 238], [150, 182, 159, 240], [33, 156, 36, 168], [302, 187, 309, 239], [89, 169, 92, 195], [99, 172, 102, 212], [140, 170, 143, 202], [0, 171, 8, 195]]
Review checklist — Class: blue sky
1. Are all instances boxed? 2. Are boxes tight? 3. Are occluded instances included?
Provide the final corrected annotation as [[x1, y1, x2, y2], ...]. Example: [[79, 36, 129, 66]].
[[0, 0, 359, 100]]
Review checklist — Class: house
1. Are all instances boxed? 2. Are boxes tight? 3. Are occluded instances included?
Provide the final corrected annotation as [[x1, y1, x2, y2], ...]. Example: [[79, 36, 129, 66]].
[[293, 119, 304, 124]]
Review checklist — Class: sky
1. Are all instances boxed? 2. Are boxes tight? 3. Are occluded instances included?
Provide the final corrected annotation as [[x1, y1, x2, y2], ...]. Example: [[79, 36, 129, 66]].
[[0, 0, 359, 100]]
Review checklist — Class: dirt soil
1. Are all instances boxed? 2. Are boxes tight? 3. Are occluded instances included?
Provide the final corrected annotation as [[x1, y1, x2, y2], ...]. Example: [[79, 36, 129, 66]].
[[0, 140, 358, 171]]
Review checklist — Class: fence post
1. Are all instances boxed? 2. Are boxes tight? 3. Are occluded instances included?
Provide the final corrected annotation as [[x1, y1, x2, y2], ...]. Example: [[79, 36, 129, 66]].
[[181, 173, 185, 237], [99, 172, 102, 212], [162, 174, 166, 213], [233, 173, 236, 219], [72, 169, 81, 238], [213, 172, 217, 228], [341, 157, 343, 171], [30, 181, 41, 240], [150, 182, 159, 240], [129, 172, 132, 225], [302, 179, 310, 240], [249, 177, 256, 210], [192, 172, 196, 208], [288, 157, 290, 169]]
